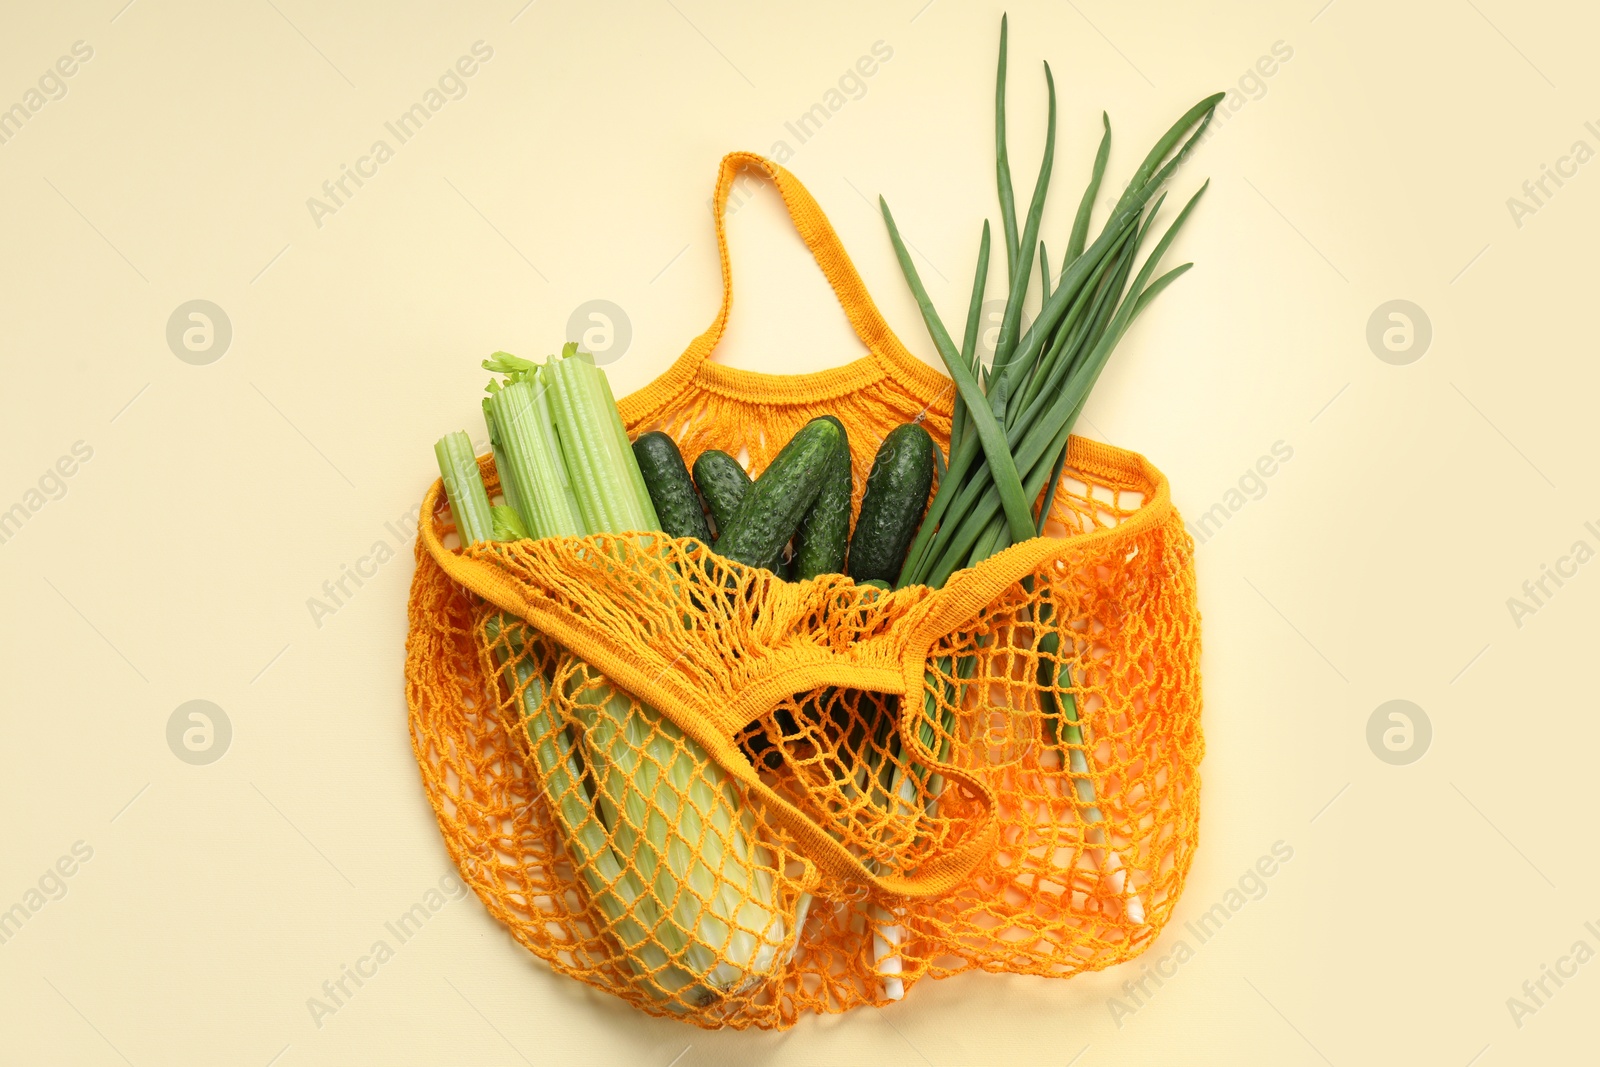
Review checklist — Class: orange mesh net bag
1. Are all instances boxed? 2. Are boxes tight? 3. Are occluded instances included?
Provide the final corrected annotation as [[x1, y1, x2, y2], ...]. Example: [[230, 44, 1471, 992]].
[[404, 153, 1203, 1029]]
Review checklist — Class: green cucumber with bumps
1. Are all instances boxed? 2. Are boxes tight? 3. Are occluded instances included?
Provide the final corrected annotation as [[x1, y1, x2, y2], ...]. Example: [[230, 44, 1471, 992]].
[[691, 449, 750, 538], [693, 449, 792, 577], [847, 423, 936, 585], [633, 431, 713, 543], [715, 418, 840, 572], [790, 416, 852, 581]]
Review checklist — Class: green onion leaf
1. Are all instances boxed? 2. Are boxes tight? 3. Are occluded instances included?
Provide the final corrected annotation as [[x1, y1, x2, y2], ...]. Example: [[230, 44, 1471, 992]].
[[880, 196, 1038, 547], [1065, 114, 1111, 267], [995, 13, 1019, 278]]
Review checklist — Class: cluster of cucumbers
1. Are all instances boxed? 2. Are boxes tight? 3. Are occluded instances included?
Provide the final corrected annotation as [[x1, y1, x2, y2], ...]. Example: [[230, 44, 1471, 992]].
[[632, 417, 937, 590]]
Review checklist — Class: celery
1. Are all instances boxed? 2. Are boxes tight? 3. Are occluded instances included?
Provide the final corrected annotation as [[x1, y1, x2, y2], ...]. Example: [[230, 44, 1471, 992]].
[[535, 346, 782, 998], [435, 438, 709, 1004], [490, 504, 527, 542], [482, 398, 525, 525], [434, 432, 494, 545], [487, 618, 706, 1001], [469, 345, 788, 1003], [545, 349, 659, 534], [566, 661, 785, 999], [488, 380, 583, 540], [593, 346, 661, 534]]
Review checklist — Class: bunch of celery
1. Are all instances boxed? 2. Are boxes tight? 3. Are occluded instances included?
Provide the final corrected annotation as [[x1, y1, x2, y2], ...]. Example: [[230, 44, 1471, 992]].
[[862, 17, 1221, 997], [434, 345, 787, 1008]]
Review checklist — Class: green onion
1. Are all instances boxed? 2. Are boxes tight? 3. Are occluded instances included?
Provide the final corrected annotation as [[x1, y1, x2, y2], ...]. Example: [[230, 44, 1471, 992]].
[[1066, 114, 1111, 267], [880, 198, 1037, 546], [993, 60, 1054, 379], [946, 221, 992, 468], [994, 13, 1019, 279], [864, 17, 1220, 997]]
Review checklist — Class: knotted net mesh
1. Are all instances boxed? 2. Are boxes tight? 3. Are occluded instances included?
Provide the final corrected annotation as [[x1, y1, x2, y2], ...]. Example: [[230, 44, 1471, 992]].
[[406, 425, 1202, 1029]]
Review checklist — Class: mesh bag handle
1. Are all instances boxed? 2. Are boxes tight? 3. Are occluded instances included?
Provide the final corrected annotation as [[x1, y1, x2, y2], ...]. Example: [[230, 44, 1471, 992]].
[[618, 151, 952, 427]]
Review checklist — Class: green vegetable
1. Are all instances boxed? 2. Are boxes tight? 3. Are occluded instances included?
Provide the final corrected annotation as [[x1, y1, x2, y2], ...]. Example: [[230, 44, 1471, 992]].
[[532, 350, 784, 998], [879, 197, 1037, 549], [888, 92, 1220, 588], [484, 616, 704, 1002], [846, 424, 935, 585], [994, 13, 1019, 278], [485, 374, 583, 540], [435, 345, 793, 1007], [434, 431, 493, 545], [692, 449, 789, 578], [790, 416, 852, 581], [566, 655, 784, 997], [490, 503, 528, 542], [715, 418, 840, 571], [862, 17, 1219, 999], [691, 449, 750, 538], [703, 426, 845, 768], [438, 439, 706, 1003], [633, 431, 713, 543], [482, 400, 525, 526], [949, 221, 993, 462], [543, 349, 659, 535]]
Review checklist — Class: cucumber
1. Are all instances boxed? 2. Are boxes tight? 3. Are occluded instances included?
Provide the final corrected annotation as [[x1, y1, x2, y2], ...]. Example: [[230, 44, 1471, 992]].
[[693, 450, 792, 577], [847, 423, 936, 585], [716, 418, 840, 571], [790, 416, 852, 581], [691, 449, 750, 538], [633, 431, 713, 543]]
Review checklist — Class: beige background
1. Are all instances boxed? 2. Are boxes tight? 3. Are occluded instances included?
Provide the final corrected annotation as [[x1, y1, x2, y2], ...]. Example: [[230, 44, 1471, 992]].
[[2, 0, 1595, 1063]]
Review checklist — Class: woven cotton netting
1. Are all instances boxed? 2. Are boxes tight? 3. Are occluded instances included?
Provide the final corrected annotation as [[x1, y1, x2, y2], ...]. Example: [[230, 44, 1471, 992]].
[[405, 436, 1202, 1030]]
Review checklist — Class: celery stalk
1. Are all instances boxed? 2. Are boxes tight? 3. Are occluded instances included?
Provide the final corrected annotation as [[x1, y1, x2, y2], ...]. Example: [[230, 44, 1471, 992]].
[[474, 346, 790, 1003], [546, 352, 659, 534], [438, 438, 713, 1004], [435, 440, 708, 1004], [483, 398, 525, 524], [434, 432, 494, 545], [567, 662, 785, 1001], [489, 380, 584, 540], [592, 350, 661, 532], [537, 348, 784, 998], [489, 619, 707, 1003]]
